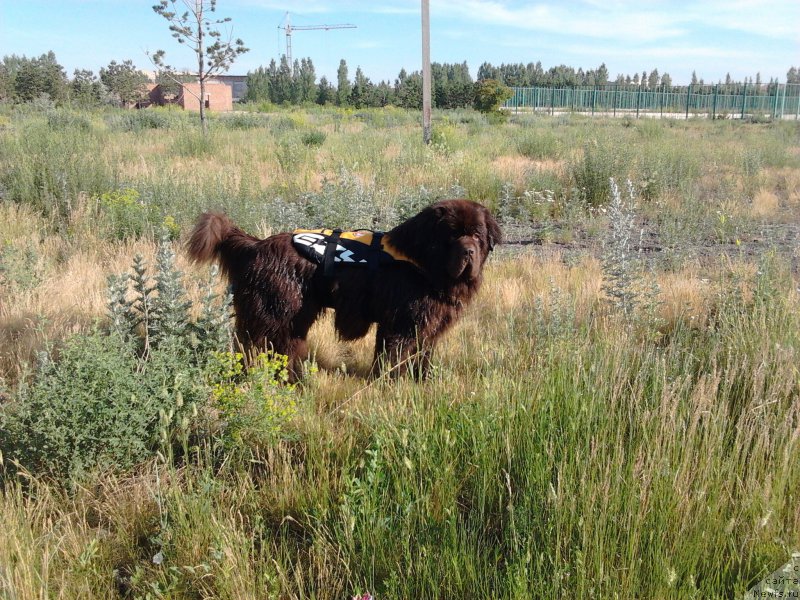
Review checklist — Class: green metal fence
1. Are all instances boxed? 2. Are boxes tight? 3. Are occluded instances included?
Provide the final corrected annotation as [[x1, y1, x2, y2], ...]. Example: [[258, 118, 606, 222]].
[[504, 83, 800, 119]]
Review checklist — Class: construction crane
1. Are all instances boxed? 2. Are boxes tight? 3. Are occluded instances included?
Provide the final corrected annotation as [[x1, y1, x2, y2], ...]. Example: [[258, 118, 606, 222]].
[[278, 12, 356, 68]]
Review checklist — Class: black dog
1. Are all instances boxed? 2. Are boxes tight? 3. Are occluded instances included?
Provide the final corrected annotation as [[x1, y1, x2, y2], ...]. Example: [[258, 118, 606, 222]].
[[188, 199, 501, 379]]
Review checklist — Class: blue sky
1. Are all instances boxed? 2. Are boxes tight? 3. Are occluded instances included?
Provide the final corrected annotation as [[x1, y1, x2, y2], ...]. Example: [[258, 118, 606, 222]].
[[2, 1, 798, 85]]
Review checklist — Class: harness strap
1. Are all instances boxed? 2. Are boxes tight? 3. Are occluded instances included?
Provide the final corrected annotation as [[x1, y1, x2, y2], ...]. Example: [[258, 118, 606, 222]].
[[369, 231, 383, 271], [323, 228, 342, 276]]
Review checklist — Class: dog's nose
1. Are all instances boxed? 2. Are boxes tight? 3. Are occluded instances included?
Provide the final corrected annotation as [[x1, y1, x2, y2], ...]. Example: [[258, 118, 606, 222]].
[[465, 246, 475, 257]]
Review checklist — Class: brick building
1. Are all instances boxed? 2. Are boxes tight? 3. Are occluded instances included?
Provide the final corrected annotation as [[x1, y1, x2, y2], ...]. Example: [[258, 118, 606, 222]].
[[212, 75, 248, 102], [143, 78, 236, 111], [177, 80, 233, 112]]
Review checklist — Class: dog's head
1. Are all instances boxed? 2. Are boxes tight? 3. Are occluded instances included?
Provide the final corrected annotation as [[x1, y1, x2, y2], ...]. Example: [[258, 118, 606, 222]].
[[390, 199, 502, 284]]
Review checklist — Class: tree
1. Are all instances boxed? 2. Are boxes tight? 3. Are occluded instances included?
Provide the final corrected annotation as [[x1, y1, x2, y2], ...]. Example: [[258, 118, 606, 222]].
[[436, 62, 473, 108], [245, 66, 270, 103], [100, 60, 149, 106], [477, 62, 499, 81], [316, 75, 334, 105], [295, 58, 316, 104], [336, 59, 350, 106], [473, 78, 512, 115], [595, 63, 609, 86], [156, 67, 191, 99], [271, 55, 292, 104], [647, 69, 659, 89], [0, 56, 22, 101], [660, 73, 672, 88], [350, 66, 369, 108], [70, 69, 105, 107], [10, 52, 67, 104], [151, 0, 248, 134], [372, 80, 394, 107], [690, 71, 698, 86], [395, 70, 422, 110], [787, 67, 799, 84]]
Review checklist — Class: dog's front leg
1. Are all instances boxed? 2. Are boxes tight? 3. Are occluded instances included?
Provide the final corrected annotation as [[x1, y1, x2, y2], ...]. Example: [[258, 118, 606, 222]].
[[371, 326, 432, 379]]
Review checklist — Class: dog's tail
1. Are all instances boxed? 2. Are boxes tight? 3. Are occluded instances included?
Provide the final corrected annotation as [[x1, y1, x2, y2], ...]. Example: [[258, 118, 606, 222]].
[[187, 212, 259, 277]]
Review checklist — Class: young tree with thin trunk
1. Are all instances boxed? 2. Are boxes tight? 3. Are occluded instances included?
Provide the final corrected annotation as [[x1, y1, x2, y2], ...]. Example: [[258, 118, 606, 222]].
[[151, 0, 248, 134]]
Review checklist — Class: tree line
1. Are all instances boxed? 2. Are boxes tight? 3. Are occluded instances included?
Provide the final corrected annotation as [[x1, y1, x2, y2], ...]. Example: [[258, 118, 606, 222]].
[[2, 51, 798, 110], [476, 62, 797, 91], [243, 56, 476, 110], [0, 52, 154, 107]]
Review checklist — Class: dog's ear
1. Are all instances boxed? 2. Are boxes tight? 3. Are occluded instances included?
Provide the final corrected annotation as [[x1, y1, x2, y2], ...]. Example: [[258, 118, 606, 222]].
[[432, 203, 452, 221], [483, 208, 502, 252]]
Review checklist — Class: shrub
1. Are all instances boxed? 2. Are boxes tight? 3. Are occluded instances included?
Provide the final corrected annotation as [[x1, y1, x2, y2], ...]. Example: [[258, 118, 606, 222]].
[[300, 129, 326, 147], [46, 109, 93, 132], [0, 331, 209, 480], [107, 236, 232, 356], [0, 241, 42, 291], [516, 129, 560, 160], [206, 351, 298, 448], [269, 115, 298, 135], [473, 79, 513, 115], [106, 109, 176, 132], [0, 119, 115, 219], [602, 178, 639, 317], [571, 140, 627, 207], [0, 237, 236, 481], [96, 187, 150, 239], [429, 124, 460, 156], [300, 168, 393, 229], [171, 128, 218, 157], [601, 178, 660, 328], [221, 112, 268, 130]]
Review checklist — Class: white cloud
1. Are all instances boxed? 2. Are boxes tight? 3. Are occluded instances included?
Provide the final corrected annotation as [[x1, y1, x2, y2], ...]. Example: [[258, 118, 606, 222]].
[[680, 0, 799, 38], [431, 0, 687, 42], [424, 0, 799, 44]]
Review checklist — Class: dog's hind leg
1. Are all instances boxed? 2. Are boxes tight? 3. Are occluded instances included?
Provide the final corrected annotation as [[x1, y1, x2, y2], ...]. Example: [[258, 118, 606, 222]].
[[235, 298, 322, 383], [281, 301, 325, 381]]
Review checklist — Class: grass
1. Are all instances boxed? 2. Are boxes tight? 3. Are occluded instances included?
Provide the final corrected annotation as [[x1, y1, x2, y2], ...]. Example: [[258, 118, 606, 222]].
[[0, 104, 799, 598]]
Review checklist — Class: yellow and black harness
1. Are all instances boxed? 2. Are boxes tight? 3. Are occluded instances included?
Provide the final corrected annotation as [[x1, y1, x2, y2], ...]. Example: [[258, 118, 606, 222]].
[[292, 228, 419, 276]]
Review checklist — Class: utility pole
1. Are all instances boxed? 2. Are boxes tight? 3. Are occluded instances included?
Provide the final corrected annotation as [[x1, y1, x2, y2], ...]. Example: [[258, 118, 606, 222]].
[[421, 0, 431, 144]]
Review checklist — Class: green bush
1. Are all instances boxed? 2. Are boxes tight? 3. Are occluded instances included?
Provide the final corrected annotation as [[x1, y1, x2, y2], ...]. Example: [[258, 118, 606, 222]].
[[206, 350, 298, 448], [96, 187, 151, 239], [46, 109, 93, 132], [300, 168, 392, 229], [473, 79, 513, 115], [171, 128, 218, 157], [0, 332, 208, 480], [0, 118, 116, 219], [516, 129, 560, 160], [269, 115, 298, 135], [300, 129, 326, 147], [106, 109, 177, 132], [0, 238, 236, 481], [220, 112, 268, 130], [0, 241, 42, 291], [571, 140, 628, 207]]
